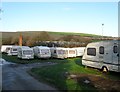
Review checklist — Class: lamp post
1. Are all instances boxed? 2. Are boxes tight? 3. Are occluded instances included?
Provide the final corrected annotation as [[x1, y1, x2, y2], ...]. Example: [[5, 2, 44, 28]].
[[102, 23, 104, 40]]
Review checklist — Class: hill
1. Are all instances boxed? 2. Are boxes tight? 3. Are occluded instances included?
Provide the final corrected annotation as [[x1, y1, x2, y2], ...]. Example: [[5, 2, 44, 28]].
[[1, 31, 100, 39], [1, 31, 114, 47]]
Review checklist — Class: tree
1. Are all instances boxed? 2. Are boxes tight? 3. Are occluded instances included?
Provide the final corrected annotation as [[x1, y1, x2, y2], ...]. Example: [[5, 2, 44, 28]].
[[26, 37, 35, 47], [11, 37, 19, 45], [2, 37, 12, 45]]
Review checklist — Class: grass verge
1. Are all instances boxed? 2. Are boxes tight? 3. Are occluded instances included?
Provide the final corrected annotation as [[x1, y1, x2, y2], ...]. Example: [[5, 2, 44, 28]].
[[2, 53, 67, 64]]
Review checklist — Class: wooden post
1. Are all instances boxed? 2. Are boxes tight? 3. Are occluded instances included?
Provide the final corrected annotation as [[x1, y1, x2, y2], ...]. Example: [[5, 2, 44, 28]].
[[19, 35, 22, 46]]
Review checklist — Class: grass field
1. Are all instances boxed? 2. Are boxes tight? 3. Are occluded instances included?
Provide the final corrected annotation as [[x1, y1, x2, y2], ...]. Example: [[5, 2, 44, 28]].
[[30, 58, 120, 91], [2, 53, 66, 64], [48, 31, 100, 37]]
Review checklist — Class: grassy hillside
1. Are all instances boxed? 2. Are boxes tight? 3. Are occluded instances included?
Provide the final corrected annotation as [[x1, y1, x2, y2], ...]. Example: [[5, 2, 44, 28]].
[[48, 31, 100, 37], [1, 31, 100, 39], [2, 31, 113, 47]]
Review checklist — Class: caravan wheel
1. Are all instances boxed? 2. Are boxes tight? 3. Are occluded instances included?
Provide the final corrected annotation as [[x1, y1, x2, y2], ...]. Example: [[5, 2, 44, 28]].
[[102, 66, 108, 73]]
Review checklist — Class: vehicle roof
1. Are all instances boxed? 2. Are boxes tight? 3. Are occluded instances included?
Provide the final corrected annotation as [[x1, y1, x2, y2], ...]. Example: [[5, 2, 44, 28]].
[[1, 45, 15, 47], [18, 46, 33, 50], [50, 47, 68, 50], [34, 46, 50, 49], [87, 40, 119, 47], [11, 46, 21, 48]]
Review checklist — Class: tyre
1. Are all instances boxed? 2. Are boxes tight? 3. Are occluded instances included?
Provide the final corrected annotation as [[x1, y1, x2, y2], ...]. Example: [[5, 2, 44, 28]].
[[102, 66, 108, 72]]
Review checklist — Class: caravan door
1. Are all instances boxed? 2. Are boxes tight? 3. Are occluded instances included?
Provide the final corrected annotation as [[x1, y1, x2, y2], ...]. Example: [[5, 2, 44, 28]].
[[112, 45, 119, 64], [104, 45, 112, 64]]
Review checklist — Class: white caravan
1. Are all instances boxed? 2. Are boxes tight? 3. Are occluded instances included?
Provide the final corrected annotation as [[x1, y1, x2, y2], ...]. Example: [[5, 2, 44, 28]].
[[1, 45, 13, 53], [50, 47, 68, 59], [33, 46, 51, 58], [74, 47, 85, 57], [66, 48, 76, 58], [82, 40, 120, 72], [7, 46, 20, 56], [17, 46, 34, 59]]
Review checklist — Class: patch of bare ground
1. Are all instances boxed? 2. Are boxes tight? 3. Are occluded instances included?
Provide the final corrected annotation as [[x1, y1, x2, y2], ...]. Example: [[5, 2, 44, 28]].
[[69, 74, 120, 91]]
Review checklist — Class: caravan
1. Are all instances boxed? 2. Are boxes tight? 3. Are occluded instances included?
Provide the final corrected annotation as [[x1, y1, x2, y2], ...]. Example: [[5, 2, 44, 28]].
[[17, 46, 34, 59], [50, 47, 68, 59], [74, 47, 85, 57], [82, 40, 120, 72], [66, 48, 76, 58], [33, 46, 51, 58], [7, 46, 20, 55], [1, 45, 13, 53]]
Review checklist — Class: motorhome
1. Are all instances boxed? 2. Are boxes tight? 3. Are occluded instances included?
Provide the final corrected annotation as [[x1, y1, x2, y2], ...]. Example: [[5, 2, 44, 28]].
[[66, 48, 77, 58], [17, 46, 34, 59], [50, 47, 68, 59], [74, 47, 85, 57], [1, 45, 14, 53], [82, 40, 120, 72], [7, 46, 20, 55], [33, 46, 51, 58]]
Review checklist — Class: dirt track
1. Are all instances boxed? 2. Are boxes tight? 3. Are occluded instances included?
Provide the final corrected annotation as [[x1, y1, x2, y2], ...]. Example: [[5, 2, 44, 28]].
[[2, 61, 58, 90]]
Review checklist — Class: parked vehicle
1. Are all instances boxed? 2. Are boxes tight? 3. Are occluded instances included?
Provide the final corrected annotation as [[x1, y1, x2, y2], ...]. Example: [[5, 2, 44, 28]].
[[7, 46, 20, 55], [66, 48, 77, 58], [74, 47, 85, 57], [17, 46, 34, 59], [1, 45, 14, 53], [82, 40, 120, 72], [33, 46, 51, 59], [50, 47, 68, 59]]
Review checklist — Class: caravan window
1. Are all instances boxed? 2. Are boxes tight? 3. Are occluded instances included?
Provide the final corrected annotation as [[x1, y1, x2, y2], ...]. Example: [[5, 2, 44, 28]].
[[113, 46, 118, 53], [87, 48, 96, 56], [58, 50, 65, 54], [69, 50, 75, 54], [13, 49, 17, 51], [6, 47, 10, 52], [41, 49, 50, 54], [23, 50, 33, 55], [99, 46, 104, 54], [54, 50, 56, 53]]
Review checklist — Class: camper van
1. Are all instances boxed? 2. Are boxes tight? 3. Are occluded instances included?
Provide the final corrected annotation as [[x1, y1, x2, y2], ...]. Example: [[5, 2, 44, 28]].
[[66, 48, 77, 58], [50, 47, 68, 59], [8, 46, 20, 55], [33, 46, 51, 58], [82, 40, 120, 72], [1, 45, 14, 53], [17, 46, 34, 59], [74, 47, 85, 57]]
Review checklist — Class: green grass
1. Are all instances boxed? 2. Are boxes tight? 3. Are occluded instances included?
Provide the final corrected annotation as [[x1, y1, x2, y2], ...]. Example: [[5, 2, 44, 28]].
[[48, 31, 100, 37], [30, 57, 120, 91], [30, 58, 102, 91], [2, 53, 67, 64]]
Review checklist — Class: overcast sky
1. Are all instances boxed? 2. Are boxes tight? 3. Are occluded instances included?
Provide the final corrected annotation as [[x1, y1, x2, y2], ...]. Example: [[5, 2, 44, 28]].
[[0, 1, 119, 37]]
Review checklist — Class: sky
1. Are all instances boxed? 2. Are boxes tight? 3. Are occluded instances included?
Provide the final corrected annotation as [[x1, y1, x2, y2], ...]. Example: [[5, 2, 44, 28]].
[[0, 1, 119, 37]]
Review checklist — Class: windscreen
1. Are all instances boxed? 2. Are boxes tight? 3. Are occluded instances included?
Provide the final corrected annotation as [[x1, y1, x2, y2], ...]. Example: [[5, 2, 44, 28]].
[[23, 50, 33, 55], [41, 49, 50, 55], [58, 50, 66, 54], [12, 49, 17, 51]]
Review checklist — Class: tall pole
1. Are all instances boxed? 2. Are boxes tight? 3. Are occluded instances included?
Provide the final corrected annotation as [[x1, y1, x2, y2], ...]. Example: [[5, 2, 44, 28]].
[[102, 23, 104, 40]]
